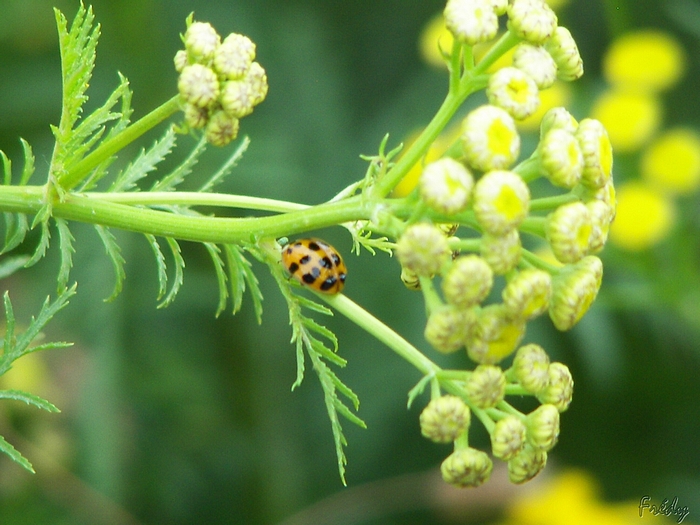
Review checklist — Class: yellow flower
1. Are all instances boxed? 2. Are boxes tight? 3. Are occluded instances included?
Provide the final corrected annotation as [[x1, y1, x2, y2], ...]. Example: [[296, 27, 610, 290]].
[[609, 181, 675, 251], [641, 128, 700, 195], [419, 13, 453, 69], [590, 89, 661, 153], [603, 30, 686, 92], [545, 0, 570, 10], [518, 81, 572, 132]]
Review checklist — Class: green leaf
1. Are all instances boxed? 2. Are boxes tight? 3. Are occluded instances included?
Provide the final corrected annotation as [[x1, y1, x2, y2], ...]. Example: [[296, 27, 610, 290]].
[[145, 234, 168, 300], [0, 433, 34, 473], [204, 243, 228, 317], [151, 135, 207, 192], [3, 292, 15, 357], [1, 213, 29, 255], [19, 139, 35, 186], [0, 255, 30, 280], [0, 389, 60, 412], [109, 127, 176, 192], [407, 374, 433, 409], [24, 217, 51, 268], [158, 237, 185, 308], [1, 150, 11, 185], [56, 218, 75, 292], [94, 225, 125, 301], [223, 244, 246, 315], [239, 249, 263, 323], [198, 136, 250, 192]]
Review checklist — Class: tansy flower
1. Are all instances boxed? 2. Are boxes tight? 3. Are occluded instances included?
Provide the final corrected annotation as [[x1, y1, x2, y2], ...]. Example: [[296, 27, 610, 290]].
[[608, 181, 675, 251], [513, 43, 558, 90], [641, 128, 700, 195], [487, 67, 541, 120], [507, 0, 558, 45], [444, 0, 499, 46], [462, 105, 521, 171], [576, 118, 614, 190], [603, 30, 686, 93], [473, 170, 531, 235], [590, 89, 661, 153]]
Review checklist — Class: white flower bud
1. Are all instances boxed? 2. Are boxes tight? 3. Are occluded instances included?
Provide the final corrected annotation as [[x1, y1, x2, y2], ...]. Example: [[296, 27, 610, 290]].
[[539, 128, 584, 189], [462, 105, 521, 172], [420, 158, 474, 215], [178, 64, 220, 108], [513, 43, 557, 90], [184, 21, 220, 63], [487, 67, 541, 120], [444, 0, 499, 46], [507, 0, 558, 45], [545, 26, 584, 81], [473, 170, 530, 235], [545, 201, 593, 263]]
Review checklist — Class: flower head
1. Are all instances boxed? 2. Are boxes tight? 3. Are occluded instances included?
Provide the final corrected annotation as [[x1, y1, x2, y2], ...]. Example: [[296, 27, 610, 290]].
[[549, 255, 603, 331], [540, 106, 578, 137], [184, 21, 220, 62], [420, 395, 471, 443], [424, 306, 476, 354], [487, 67, 541, 120], [491, 416, 526, 460], [539, 128, 583, 188], [576, 118, 614, 190], [513, 43, 558, 90], [545, 201, 593, 264], [473, 170, 530, 235], [512, 344, 550, 393], [396, 223, 451, 276], [214, 33, 256, 80], [502, 268, 552, 320], [442, 255, 494, 309], [420, 158, 474, 215], [508, 443, 547, 484], [480, 228, 522, 275], [537, 362, 574, 411], [462, 105, 521, 171], [507, 0, 558, 45], [178, 64, 220, 108], [465, 364, 506, 408], [441, 448, 493, 488], [444, 0, 499, 46], [205, 109, 240, 147], [545, 26, 584, 81], [525, 404, 560, 451], [467, 304, 526, 364]]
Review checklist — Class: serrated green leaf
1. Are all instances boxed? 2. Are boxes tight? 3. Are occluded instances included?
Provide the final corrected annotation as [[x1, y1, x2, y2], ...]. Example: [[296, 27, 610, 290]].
[[23, 341, 74, 354], [0, 433, 34, 473], [204, 243, 228, 317], [158, 237, 185, 308], [0, 255, 30, 280], [0, 389, 60, 412], [3, 285, 76, 371], [23, 218, 50, 268], [109, 127, 176, 192], [329, 372, 361, 410], [1, 213, 29, 255], [308, 336, 346, 367], [152, 134, 207, 192], [94, 225, 125, 302], [19, 139, 35, 186], [296, 295, 334, 316], [199, 136, 250, 192], [55, 218, 75, 292], [302, 316, 339, 351], [333, 399, 366, 428], [223, 244, 246, 315], [1, 150, 11, 185], [406, 374, 433, 409], [145, 234, 168, 300]]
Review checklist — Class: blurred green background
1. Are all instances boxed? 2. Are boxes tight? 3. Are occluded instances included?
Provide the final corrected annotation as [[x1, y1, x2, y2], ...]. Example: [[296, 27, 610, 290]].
[[0, 0, 699, 524]]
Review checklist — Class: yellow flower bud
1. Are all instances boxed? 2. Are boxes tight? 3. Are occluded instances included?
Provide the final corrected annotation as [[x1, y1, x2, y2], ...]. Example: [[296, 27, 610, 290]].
[[420, 395, 471, 443], [512, 343, 550, 393], [466, 364, 506, 408], [537, 362, 574, 411], [462, 105, 521, 172], [491, 415, 526, 460], [442, 255, 494, 308], [441, 447, 493, 487], [508, 443, 547, 484], [526, 403, 560, 451]]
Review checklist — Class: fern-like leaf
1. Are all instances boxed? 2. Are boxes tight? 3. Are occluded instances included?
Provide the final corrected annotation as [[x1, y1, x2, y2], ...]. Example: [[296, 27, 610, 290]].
[[199, 136, 250, 192], [94, 225, 125, 301], [204, 243, 228, 317], [56, 218, 75, 292], [158, 237, 185, 308], [0, 256, 30, 280], [0, 390, 60, 413], [23, 216, 51, 268], [0, 434, 34, 474], [145, 234, 168, 300], [151, 135, 207, 192], [19, 139, 35, 186], [1, 213, 29, 255], [110, 127, 176, 192]]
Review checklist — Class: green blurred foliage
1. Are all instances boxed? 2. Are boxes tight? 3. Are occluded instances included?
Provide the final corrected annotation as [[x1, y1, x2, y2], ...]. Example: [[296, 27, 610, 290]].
[[0, 0, 699, 524]]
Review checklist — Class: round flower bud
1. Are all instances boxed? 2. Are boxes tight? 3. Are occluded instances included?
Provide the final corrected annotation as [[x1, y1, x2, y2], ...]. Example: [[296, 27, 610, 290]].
[[214, 33, 255, 80], [545, 26, 584, 81], [420, 158, 474, 215], [441, 448, 493, 488], [465, 364, 506, 408], [549, 255, 603, 331], [221, 79, 256, 119], [462, 105, 521, 172], [442, 255, 494, 309], [487, 67, 541, 121], [174, 49, 189, 72], [480, 229, 522, 275], [536, 362, 574, 411], [507, 0, 558, 45], [513, 43, 557, 90], [205, 110, 240, 147], [545, 201, 593, 264], [178, 64, 220, 108], [420, 395, 471, 443], [491, 415, 526, 460], [525, 404, 560, 451], [576, 118, 614, 190], [586, 199, 614, 253], [467, 304, 525, 364], [473, 170, 530, 235], [246, 62, 269, 106], [512, 344, 550, 393], [502, 268, 552, 321], [444, 0, 499, 46], [539, 128, 584, 189], [540, 106, 579, 138], [424, 306, 476, 354], [184, 21, 220, 63], [508, 443, 547, 484], [396, 223, 451, 277], [183, 103, 209, 129]]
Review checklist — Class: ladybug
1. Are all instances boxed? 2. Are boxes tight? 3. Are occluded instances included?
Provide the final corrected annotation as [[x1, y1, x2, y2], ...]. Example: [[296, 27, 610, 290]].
[[281, 238, 347, 294]]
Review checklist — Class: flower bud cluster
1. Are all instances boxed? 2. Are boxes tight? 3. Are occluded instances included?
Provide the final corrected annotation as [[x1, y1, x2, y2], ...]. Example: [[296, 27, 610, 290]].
[[175, 20, 268, 146], [403, 0, 608, 491]]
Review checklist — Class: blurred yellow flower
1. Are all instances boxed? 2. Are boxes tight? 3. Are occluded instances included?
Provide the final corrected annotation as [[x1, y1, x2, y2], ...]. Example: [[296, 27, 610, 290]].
[[0, 353, 49, 397], [641, 128, 700, 195], [590, 89, 661, 153], [609, 181, 675, 251], [499, 469, 679, 525], [603, 30, 686, 92], [546, 0, 570, 10], [518, 81, 572, 132], [419, 13, 453, 69]]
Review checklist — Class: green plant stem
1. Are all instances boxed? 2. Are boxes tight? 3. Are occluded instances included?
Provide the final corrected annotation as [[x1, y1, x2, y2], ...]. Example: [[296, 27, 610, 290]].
[[529, 193, 579, 212], [320, 293, 439, 376], [59, 95, 182, 191], [0, 186, 370, 243]]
